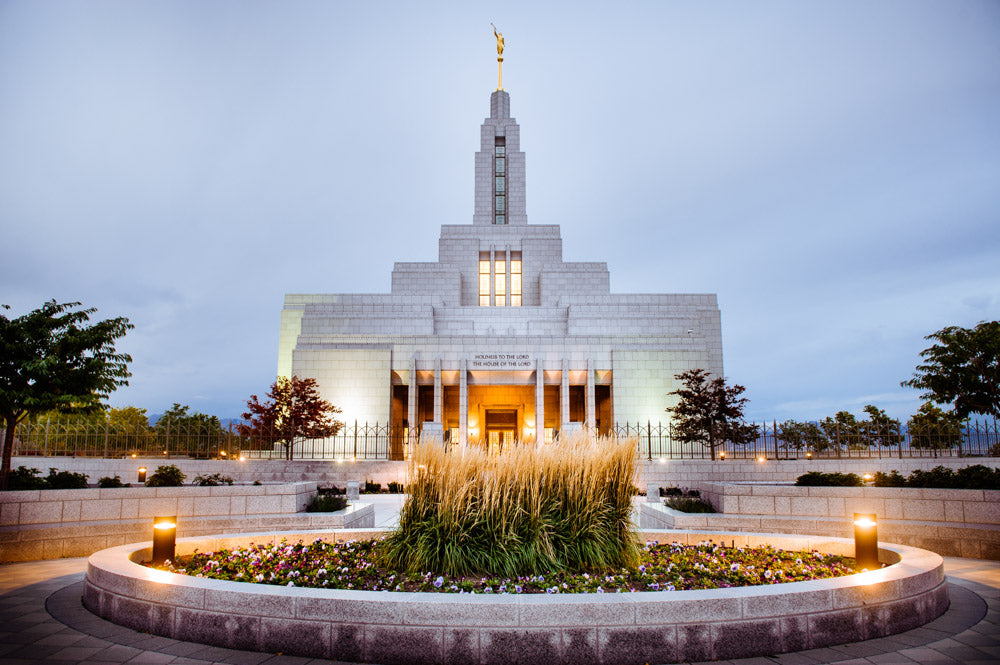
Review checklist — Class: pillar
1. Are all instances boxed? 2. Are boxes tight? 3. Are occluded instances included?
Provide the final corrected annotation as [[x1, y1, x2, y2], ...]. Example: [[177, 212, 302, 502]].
[[586, 357, 596, 430], [459, 358, 468, 445], [433, 357, 442, 423], [407, 356, 417, 445], [535, 357, 545, 443], [561, 357, 570, 430]]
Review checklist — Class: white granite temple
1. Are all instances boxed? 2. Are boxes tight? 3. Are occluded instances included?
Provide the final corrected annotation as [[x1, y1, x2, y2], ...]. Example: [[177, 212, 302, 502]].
[[278, 87, 723, 455]]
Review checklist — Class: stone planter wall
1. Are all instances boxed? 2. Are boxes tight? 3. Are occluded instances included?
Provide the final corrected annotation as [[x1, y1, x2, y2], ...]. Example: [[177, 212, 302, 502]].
[[0, 481, 374, 563], [83, 528, 948, 665], [13, 455, 999, 488]]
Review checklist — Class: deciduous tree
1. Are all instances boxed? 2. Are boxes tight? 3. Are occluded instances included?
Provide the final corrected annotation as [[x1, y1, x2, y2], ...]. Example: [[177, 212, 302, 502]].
[[902, 321, 1000, 419], [239, 376, 343, 461], [907, 402, 964, 456], [666, 369, 757, 460], [0, 301, 132, 489]]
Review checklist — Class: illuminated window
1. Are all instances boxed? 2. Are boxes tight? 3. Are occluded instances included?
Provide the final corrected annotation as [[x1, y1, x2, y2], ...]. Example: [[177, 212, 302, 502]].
[[479, 260, 490, 306], [510, 257, 521, 307], [494, 259, 506, 307]]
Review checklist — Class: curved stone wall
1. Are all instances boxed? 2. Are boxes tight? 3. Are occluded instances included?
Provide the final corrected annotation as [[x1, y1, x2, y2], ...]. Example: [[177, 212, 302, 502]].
[[84, 529, 948, 665]]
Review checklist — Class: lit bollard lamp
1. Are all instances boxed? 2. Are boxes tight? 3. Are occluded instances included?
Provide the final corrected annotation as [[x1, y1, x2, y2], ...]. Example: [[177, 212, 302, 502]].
[[152, 516, 177, 565], [137, 467, 147, 484], [853, 512, 880, 571]]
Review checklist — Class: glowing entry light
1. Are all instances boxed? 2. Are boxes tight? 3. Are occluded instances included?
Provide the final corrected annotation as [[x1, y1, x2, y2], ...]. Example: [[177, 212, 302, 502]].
[[718, 451, 726, 461], [137, 467, 147, 483], [853, 512, 880, 571], [151, 516, 177, 565]]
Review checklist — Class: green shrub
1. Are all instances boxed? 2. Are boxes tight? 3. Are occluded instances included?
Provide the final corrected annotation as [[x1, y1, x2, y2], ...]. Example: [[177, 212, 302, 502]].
[[97, 475, 129, 488], [380, 435, 639, 577], [387, 481, 404, 494], [873, 470, 907, 487], [363, 480, 382, 494], [955, 465, 1000, 490], [906, 466, 958, 488], [45, 468, 89, 489], [794, 471, 863, 487], [145, 465, 186, 487], [193, 473, 234, 486], [660, 487, 683, 497], [318, 484, 345, 496], [306, 494, 348, 512], [665, 497, 716, 513], [252, 480, 262, 486], [6, 466, 49, 490]]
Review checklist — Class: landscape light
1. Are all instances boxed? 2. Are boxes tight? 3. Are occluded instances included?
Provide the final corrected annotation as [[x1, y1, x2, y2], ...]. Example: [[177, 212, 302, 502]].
[[806, 451, 813, 460], [131, 453, 137, 459], [137, 467, 147, 483], [219, 450, 227, 457], [151, 516, 177, 565], [862, 473, 874, 483], [718, 451, 726, 461], [239, 455, 246, 462], [853, 512, 879, 571], [757, 456, 765, 463]]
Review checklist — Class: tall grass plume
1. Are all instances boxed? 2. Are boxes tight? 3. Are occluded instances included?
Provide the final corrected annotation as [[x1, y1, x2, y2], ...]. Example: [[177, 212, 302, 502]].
[[379, 435, 639, 577]]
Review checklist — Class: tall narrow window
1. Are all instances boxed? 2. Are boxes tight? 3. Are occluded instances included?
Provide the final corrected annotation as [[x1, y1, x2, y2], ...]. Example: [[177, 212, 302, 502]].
[[479, 259, 490, 306], [494, 259, 506, 307], [494, 139, 506, 225], [510, 255, 522, 307]]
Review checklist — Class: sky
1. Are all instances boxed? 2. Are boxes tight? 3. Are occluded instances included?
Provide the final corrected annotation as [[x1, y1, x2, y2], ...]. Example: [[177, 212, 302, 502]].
[[1, 1, 998, 423]]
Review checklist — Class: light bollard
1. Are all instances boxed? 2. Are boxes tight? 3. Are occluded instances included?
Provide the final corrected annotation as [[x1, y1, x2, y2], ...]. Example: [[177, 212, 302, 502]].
[[152, 516, 177, 565], [137, 467, 147, 483], [853, 512, 880, 571]]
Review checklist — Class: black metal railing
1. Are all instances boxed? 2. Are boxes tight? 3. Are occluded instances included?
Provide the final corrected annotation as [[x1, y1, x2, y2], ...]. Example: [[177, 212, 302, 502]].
[[5, 418, 998, 461]]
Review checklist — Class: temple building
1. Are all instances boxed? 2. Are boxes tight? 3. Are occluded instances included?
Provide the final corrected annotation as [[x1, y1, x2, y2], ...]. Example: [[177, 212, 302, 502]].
[[278, 78, 723, 455]]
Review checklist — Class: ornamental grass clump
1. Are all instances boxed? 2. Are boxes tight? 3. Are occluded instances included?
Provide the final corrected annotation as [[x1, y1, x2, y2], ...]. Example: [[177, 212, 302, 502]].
[[379, 435, 639, 577]]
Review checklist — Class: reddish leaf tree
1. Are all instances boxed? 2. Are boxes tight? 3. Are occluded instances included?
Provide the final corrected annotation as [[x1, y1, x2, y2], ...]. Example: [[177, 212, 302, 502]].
[[239, 376, 343, 461], [666, 369, 758, 461]]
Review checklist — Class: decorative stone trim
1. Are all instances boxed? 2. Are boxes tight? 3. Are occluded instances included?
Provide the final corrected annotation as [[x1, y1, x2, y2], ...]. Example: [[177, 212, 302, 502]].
[[84, 529, 948, 664]]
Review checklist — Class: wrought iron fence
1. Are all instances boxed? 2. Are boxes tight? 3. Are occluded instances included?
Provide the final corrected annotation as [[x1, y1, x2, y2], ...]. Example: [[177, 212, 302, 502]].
[[4, 418, 999, 461], [616, 419, 1000, 460]]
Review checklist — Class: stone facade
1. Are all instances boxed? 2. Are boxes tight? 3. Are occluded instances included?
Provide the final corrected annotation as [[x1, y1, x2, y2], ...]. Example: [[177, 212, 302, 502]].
[[279, 89, 723, 451]]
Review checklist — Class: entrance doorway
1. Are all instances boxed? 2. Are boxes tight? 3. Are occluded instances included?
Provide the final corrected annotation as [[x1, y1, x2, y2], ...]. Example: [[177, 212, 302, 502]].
[[485, 409, 517, 453]]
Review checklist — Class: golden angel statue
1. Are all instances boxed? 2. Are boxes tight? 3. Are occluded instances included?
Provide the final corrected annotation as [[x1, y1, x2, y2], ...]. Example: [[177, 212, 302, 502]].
[[491, 23, 504, 57]]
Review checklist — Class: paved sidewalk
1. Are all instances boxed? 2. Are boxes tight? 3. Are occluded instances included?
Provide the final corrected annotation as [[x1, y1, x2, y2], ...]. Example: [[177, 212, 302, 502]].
[[0, 497, 997, 665]]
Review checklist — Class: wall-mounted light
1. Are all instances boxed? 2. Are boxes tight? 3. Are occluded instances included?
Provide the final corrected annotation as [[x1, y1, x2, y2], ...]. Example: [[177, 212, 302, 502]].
[[137, 467, 147, 484], [151, 515, 177, 565], [853, 512, 879, 571]]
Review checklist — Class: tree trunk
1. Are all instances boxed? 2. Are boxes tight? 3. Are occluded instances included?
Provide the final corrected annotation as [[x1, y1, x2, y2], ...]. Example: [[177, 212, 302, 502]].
[[1, 414, 22, 491]]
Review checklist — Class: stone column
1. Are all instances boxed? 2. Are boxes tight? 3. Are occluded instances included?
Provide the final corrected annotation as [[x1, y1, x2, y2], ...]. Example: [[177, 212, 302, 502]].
[[535, 357, 544, 443], [586, 357, 596, 431], [407, 356, 417, 446], [459, 358, 468, 446], [561, 357, 570, 430], [433, 357, 442, 423]]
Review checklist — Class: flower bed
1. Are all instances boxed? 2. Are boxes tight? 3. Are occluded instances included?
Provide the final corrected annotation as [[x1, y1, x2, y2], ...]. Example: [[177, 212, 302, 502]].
[[85, 528, 948, 664], [157, 538, 855, 593]]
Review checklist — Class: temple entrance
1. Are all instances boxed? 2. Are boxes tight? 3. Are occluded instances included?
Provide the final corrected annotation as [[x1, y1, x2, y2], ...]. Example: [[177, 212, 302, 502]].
[[485, 409, 517, 453]]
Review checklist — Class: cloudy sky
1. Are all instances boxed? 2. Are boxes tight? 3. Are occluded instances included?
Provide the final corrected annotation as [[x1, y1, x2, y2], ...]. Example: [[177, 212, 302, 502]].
[[2, 1, 998, 423]]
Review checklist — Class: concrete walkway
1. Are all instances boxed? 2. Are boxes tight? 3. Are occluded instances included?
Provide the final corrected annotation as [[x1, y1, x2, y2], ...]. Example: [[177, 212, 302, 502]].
[[0, 496, 997, 665]]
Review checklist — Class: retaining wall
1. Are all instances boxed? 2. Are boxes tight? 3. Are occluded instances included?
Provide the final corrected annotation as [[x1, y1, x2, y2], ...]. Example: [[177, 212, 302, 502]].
[[83, 528, 948, 665], [0, 481, 373, 562], [13, 455, 999, 487]]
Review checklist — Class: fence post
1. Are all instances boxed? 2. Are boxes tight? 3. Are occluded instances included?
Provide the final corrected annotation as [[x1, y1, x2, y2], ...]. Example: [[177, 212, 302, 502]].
[[772, 419, 778, 460], [103, 418, 110, 458], [647, 420, 652, 461], [43, 417, 50, 456], [165, 420, 170, 458], [353, 420, 358, 459]]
